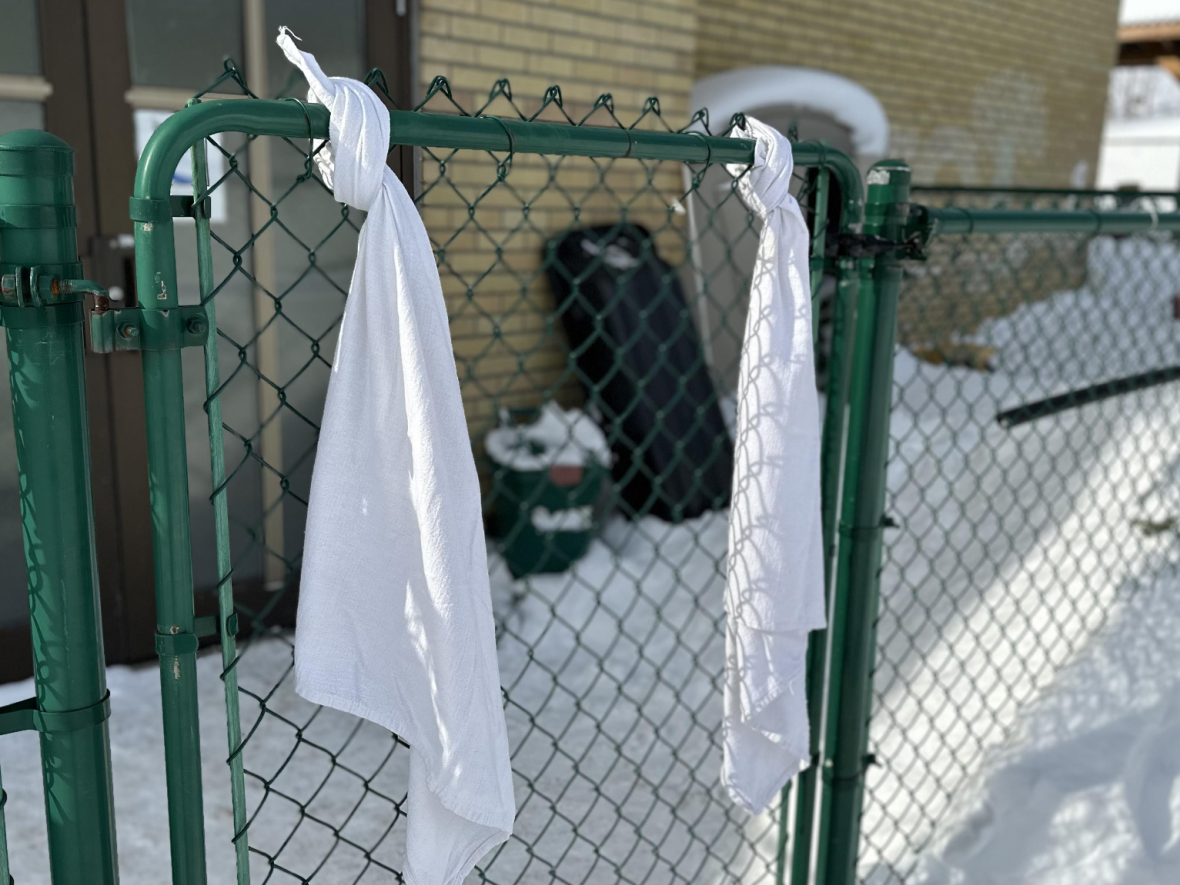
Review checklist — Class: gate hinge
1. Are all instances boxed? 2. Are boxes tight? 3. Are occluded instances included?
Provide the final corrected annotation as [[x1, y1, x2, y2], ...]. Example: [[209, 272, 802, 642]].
[[825, 231, 926, 260], [89, 304, 210, 353]]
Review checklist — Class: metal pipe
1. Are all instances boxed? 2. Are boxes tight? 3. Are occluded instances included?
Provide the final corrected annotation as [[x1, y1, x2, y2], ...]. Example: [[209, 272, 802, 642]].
[[0, 761, 9, 884], [190, 138, 251, 883], [815, 161, 912, 885], [0, 130, 119, 885], [914, 205, 1180, 236], [809, 167, 832, 341], [135, 98, 864, 202], [997, 364, 1180, 427], [911, 184, 1180, 199], [133, 165, 209, 885], [790, 252, 863, 885], [776, 163, 834, 885]]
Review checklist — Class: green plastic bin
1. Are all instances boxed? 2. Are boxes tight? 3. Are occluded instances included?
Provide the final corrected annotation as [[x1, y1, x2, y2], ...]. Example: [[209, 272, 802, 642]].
[[486, 406, 610, 577]]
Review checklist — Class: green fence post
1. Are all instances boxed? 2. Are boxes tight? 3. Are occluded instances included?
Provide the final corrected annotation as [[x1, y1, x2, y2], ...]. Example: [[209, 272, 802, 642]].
[[789, 252, 862, 885], [815, 160, 911, 885], [776, 163, 836, 885], [129, 182, 209, 882], [0, 762, 9, 884], [0, 130, 119, 884]]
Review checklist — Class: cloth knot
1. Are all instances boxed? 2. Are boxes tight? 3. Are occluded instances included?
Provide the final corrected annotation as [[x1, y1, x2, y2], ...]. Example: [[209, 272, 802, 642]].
[[279, 28, 515, 885], [277, 28, 389, 211], [728, 117, 796, 219], [721, 115, 825, 814]]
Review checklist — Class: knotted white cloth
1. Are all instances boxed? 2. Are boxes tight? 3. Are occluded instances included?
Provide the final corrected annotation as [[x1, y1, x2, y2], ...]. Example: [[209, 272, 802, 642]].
[[722, 117, 827, 812], [278, 30, 515, 883]]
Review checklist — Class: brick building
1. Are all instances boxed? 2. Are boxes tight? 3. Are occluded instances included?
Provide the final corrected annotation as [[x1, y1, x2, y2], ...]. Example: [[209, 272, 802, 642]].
[[421, 0, 1120, 187]]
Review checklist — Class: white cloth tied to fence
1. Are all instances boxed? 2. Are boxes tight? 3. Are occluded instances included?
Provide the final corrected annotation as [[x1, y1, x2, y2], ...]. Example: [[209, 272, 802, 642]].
[[722, 117, 827, 812], [278, 30, 515, 884]]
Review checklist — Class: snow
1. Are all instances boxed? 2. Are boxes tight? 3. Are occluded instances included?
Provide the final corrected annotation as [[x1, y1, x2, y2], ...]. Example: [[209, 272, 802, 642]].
[[0, 513, 779, 885], [3, 236, 1180, 884], [1120, 0, 1180, 26], [864, 235, 1180, 884], [485, 403, 612, 471]]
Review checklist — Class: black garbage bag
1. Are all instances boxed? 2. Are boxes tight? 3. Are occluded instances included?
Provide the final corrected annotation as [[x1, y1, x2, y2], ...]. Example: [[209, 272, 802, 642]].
[[546, 224, 733, 522]]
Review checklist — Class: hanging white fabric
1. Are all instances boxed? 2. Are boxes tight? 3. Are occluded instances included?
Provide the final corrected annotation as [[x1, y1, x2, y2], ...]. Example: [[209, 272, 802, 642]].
[[277, 29, 515, 884], [721, 117, 827, 813]]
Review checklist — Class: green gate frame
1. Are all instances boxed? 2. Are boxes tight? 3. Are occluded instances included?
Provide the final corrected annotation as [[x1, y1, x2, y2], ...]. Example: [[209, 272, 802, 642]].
[[127, 98, 873, 885]]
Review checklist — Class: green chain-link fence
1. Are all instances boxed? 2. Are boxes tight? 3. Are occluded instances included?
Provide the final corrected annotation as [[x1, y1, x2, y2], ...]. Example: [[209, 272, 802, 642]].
[[135, 64, 854, 885], [7, 53, 1180, 885], [852, 189, 1180, 884]]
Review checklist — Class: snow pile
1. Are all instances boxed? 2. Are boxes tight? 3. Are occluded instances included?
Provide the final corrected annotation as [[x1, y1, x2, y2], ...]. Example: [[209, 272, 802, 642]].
[[485, 404, 611, 471], [862, 234, 1180, 884]]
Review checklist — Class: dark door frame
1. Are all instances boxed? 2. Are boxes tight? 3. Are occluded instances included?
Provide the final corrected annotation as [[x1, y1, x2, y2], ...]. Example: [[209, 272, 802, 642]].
[[0, 0, 151, 684], [0, 0, 417, 683]]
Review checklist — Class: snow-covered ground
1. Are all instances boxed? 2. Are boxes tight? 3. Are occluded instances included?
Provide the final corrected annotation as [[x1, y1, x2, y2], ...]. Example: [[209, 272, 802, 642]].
[[0, 512, 778, 885], [3, 236, 1180, 885], [862, 235, 1180, 885]]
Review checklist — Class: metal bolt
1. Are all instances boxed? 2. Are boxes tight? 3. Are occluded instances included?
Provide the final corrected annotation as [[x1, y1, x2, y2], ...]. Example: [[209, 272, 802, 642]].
[[186, 315, 208, 336], [117, 323, 138, 340]]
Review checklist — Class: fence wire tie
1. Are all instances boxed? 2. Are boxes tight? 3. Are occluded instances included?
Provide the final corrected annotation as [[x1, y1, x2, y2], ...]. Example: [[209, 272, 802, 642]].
[[478, 115, 516, 178], [686, 130, 712, 166]]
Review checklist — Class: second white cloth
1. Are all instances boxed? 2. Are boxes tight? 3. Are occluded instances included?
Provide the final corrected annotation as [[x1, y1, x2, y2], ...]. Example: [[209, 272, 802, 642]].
[[722, 117, 827, 813], [278, 30, 515, 885]]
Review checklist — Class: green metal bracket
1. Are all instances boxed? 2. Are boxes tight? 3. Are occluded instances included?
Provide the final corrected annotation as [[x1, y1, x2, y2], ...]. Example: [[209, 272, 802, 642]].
[[154, 614, 238, 657], [824, 230, 926, 261], [90, 304, 210, 353], [128, 194, 210, 224], [0, 692, 111, 738], [0, 267, 106, 308], [195, 612, 238, 640]]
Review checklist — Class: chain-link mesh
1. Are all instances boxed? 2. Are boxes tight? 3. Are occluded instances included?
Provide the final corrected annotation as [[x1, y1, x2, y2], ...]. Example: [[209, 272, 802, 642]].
[[172, 63, 834, 884], [855, 189, 1180, 883]]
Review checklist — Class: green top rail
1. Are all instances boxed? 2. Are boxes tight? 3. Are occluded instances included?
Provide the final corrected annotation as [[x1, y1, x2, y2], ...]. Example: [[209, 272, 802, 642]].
[[914, 205, 1180, 237], [912, 184, 1180, 198], [132, 99, 866, 225]]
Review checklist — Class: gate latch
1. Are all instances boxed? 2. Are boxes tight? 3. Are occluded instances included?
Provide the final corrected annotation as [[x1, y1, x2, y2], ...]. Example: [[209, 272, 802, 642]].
[[0, 268, 107, 308]]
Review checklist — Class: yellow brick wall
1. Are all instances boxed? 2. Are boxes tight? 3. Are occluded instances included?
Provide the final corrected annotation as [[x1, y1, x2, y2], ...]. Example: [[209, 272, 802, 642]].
[[415, 0, 1124, 429], [696, 0, 1120, 187], [417, 0, 700, 453]]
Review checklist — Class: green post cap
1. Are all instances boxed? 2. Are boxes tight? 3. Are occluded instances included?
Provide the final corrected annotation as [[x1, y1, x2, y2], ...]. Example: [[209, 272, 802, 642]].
[[0, 129, 79, 282], [0, 128, 72, 150]]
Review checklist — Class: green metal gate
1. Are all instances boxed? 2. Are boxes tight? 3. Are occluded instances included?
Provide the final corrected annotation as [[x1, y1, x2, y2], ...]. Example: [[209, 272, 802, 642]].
[[120, 74, 869, 885]]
